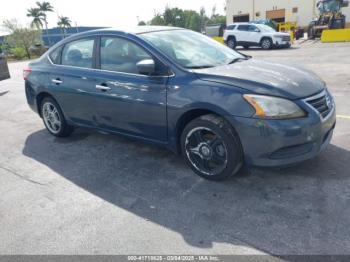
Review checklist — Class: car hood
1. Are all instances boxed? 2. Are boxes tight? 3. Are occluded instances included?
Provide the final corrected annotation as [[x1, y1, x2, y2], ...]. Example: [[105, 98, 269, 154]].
[[193, 59, 325, 99]]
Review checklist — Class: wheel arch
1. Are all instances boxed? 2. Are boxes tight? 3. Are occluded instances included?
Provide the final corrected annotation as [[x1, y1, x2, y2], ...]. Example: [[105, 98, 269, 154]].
[[174, 106, 236, 154], [227, 35, 236, 41], [36, 92, 58, 118], [260, 36, 273, 44]]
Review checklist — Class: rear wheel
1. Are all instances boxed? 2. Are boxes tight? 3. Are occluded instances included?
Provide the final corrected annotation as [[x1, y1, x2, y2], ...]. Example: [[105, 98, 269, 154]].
[[181, 114, 243, 181], [41, 97, 74, 137], [227, 37, 236, 49], [261, 38, 272, 50]]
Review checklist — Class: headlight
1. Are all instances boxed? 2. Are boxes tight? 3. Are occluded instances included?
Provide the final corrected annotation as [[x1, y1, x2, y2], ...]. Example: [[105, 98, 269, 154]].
[[243, 94, 306, 119], [273, 34, 284, 38]]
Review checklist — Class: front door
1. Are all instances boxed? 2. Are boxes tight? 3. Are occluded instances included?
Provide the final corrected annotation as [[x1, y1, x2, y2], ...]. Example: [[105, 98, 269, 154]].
[[247, 25, 262, 43], [93, 36, 168, 142], [235, 24, 250, 43]]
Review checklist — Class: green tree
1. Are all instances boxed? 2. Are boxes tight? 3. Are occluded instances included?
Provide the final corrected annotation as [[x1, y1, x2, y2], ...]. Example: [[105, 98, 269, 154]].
[[188, 13, 201, 32], [36, 1, 54, 46], [138, 21, 146, 26], [148, 6, 225, 32], [57, 16, 72, 38], [150, 14, 165, 25], [26, 8, 44, 30], [2, 19, 41, 59]]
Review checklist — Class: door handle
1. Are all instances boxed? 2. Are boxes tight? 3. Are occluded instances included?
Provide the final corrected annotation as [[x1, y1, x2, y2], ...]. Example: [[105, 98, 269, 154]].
[[52, 79, 63, 84], [96, 84, 111, 91]]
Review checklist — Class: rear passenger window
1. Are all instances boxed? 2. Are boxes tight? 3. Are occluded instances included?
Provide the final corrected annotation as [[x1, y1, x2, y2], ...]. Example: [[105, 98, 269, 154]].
[[237, 25, 249, 31], [62, 38, 94, 68], [226, 25, 236, 30], [49, 46, 62, 64]]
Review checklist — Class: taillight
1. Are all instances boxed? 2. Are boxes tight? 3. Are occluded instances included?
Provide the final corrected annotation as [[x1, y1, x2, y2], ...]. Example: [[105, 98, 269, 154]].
[[23, 68, 32, 80]]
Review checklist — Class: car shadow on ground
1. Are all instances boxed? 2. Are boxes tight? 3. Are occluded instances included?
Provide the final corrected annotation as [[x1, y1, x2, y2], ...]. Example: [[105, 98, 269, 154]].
[[22, 128, 350, 255]]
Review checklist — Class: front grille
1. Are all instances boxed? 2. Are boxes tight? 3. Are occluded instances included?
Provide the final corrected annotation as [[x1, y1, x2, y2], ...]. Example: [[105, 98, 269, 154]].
[[306, 91, 333, 118], [282, 36, 291, 42]]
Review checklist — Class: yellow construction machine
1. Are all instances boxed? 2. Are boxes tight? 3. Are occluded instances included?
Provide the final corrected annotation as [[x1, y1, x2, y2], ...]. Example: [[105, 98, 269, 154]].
[[308, 0, 349, 39]]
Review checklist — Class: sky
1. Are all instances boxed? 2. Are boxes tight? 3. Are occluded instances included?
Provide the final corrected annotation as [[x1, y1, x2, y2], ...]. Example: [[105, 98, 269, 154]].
[[0, 0, 226, 35]]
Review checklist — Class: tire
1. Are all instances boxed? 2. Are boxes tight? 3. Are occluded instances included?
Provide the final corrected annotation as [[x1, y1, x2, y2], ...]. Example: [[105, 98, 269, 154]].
[[308, 27, 315, 40], [41, 97, 74, 137], [261, 38, 272, 50], [181, 114, 243, 181], [243, 45, 249, 50], [227, 37, 236, 49]]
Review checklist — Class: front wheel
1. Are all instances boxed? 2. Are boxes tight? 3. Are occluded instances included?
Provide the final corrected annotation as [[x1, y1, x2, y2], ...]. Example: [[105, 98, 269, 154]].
[[261, 38, 272, 50], [41, 97, 74, 137], [227, 37, 236, 49], [181, 114, 243, 181]]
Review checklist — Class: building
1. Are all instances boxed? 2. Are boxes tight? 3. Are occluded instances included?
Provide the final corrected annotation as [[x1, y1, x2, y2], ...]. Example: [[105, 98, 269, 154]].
[[41, 26, 105, 46], [226, 0, 350, 28]]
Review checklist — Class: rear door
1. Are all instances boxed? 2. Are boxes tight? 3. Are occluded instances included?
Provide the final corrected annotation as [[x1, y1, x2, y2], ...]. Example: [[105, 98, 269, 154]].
[[48, 37, 99, 126], [0, 54, 10, 81]]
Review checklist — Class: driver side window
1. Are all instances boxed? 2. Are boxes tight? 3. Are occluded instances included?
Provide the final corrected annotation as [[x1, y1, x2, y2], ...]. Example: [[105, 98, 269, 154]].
[[100, 36, 152, 75], [248, 25, 259, 32]]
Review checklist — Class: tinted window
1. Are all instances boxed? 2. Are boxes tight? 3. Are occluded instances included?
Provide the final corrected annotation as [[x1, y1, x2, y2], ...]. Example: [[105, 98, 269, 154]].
[[226, 25, 236, 30], [237, 25, 250, 31], [62, 38, 94, 68], [49, 46, 62, 64], [100, 37, 152, 74], [248, 25, 259, 32]]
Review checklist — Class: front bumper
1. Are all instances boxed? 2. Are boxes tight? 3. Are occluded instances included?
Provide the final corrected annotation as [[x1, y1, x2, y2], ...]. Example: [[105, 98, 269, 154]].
[[228, 104, 336, 167], [273, 37, 291, 48]]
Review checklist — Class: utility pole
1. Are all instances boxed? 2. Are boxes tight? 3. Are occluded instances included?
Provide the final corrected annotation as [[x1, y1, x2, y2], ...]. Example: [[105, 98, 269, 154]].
[[312, 0, 317, 18], [252, 0, 255, 21]]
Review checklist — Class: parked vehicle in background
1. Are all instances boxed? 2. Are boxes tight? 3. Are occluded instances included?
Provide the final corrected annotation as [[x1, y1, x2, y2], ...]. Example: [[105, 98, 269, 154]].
[[308, 0, 349, 39], [25, 26, 335, 180], [0, 53, 10, 81], [224, 23, 291, 50]]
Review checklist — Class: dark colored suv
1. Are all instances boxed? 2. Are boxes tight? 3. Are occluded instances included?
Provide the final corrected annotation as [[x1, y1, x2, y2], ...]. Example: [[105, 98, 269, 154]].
[[24, 26, 336, 180]]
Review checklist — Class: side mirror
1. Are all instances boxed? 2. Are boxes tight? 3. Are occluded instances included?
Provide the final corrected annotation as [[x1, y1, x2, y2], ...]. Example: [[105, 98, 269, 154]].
[[254, 29, 261, 33], [137, 59, 155, 76]]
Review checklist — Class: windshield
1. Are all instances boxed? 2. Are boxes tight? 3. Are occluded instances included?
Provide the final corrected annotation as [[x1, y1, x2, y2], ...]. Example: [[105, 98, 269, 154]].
[[259, 24, 276, 32], [140, 29, 245, 69], [318, 0, 341, 12]]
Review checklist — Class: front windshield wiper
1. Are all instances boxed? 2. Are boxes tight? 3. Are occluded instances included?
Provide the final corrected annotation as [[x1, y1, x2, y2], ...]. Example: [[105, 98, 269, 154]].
[[227, 57, 249, 65]]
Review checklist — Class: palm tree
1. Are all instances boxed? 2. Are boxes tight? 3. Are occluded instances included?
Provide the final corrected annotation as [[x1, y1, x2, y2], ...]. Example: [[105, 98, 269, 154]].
[[36, 1, 54, 46], [57, 16, 72, 39], [27, 8, 44, 30]]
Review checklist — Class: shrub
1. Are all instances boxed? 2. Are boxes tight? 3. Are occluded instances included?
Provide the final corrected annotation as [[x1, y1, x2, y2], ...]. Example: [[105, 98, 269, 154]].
[[11, 47, 27, 60]]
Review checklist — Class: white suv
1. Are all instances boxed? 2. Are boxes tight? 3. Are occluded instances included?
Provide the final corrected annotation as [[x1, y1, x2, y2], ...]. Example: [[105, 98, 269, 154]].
[[223, 23, 291, 50]]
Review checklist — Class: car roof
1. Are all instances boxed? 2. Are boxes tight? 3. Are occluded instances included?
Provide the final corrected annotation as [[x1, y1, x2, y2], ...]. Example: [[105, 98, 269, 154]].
[[228, 22, 250, 26], [70, 26, 183, 38], [47, 26, 186, 51]]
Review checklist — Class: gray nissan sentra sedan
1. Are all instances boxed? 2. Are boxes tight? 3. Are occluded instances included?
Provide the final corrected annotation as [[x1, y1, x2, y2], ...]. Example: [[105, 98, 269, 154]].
[[24, 26, 336, 180]]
